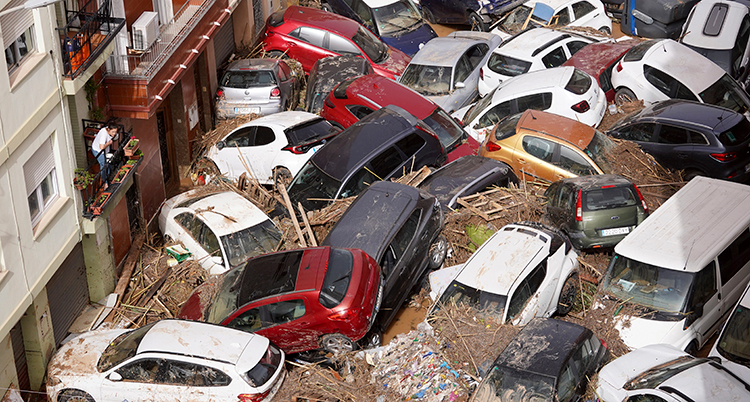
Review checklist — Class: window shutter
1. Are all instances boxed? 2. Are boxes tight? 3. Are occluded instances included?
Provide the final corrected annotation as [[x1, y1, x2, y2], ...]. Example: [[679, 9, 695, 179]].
[[0, 0, 34, 50], [23, 137, 55, 195]]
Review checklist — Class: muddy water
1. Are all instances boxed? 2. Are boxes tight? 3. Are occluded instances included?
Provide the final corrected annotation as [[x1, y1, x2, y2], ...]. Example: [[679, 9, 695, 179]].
[[383, 298, 432, 344]]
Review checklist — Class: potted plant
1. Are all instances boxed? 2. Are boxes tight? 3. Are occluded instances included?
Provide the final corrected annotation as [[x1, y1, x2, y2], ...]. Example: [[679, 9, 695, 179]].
[[124, 136, 140, 157], [91, 192, 112, 215], [74, 168, 94, 190], [112, 165, 132, 184], [129, 149, 143, 160]]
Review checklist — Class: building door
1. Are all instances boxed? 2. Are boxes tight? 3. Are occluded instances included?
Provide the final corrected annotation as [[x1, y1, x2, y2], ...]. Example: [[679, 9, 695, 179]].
[[46, 243, 89, 346], [156, 108, 175, 185]]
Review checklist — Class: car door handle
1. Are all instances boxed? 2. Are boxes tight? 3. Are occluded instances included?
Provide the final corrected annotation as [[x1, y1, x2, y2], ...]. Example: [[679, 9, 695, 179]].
[[518, 158, 527, 164], [718, 293, 722, 300]]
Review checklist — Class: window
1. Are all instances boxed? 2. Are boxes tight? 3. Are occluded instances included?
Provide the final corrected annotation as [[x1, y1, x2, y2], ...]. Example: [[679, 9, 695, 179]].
[[254, 126, 275, 146], [24, 138, 59, 226], [346, 105, 374, 119], [617, 123, 655, 142], [465, 44, 489, 69], [396, 133, 425, 157], [564, 69, 591, 95], [340, 146, 403, 197], [733, 16, 750, 74], [626, 395, 669, 402], [293, 27, 326, 47], [454, 55, 472, 85], [370, 146, 404, 177], [558, 145, 596, 175], [3, 11, 35, 73], [557, 364, 576, 401], [328, 34, 361, 55], [718, 228, 750, 285], [553, 8, 571, 25], [690, 262, 717, 307], [279, 61, 292, 81], [381, 210, 420, 276], [267, 299, 306, 324], [541, 47, 567, 68], [557, 184, 574, 209], [227, 307, 262, 332], [675, 81, 698, 101], [118, 358, 166, 382], [225, 127, 255, 147], [643, 65, 674, 97], [687, 130, 708, 145], [477, 101, 512, 129], [163, 361, 231, 386], [572, 1, 596, 19], [656, 125, 687, 144], [516, 92, 553, 111], [522, 136, 555, 162], [566, 40, 589, 56], [506, 261, 547, 322]]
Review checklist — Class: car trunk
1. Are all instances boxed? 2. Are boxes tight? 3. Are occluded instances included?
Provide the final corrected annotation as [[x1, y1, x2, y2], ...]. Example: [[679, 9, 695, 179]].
[[579, 186, 640, 238]]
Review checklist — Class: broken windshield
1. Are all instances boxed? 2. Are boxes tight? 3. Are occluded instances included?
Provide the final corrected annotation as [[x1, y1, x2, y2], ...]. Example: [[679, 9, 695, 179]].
[[97, 323, 156, 372], [494, 5, 532, 34], [583, 131, 614, 174], [221, 220, 282, 268], [372, 0, 423, 36], [400, 64, 452, 96], [352, 27, 389, 63], [437, 280, 507, 321], [472, 365, 555, 402]]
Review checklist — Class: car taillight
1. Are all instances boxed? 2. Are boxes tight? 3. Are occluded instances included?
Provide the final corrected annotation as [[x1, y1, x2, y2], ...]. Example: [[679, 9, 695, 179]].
[[270, 87, 280, 98], [485, 141, 501, 152], [329, 309, 358, 321], [571, 100, 590, 113], [282, 144, 305, 154], [575, 189, 582, 222], [479, 67, 484, 80], [600, 184, 616, 189], [416, 124, 441, 143], [710, 152, 737, 162], [324, 95, 335, 109], [238, 391, 270, 402], [216, 88, 224, 98], [600, 338, 608, 350], [616, 61, 622, 72], [633, 184, 648, 214]]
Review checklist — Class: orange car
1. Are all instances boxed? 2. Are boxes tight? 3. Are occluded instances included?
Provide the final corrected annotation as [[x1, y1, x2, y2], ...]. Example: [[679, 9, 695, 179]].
[[479, 110, 614, 184]]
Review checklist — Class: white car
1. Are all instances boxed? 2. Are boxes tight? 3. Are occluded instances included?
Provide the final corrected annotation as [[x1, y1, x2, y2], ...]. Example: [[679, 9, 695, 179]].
[[429, 222, 579, 325], [710, 281, 750, 384], [610, 39, 750, 115], [46, 320, 286, 402], [205, 111, 340, 185], [453, 66, 606, 143], [596, 344, 750, 402], [489, 0, 612, 40], [158, 189, 282, 275], [477, 28, 595, 96]]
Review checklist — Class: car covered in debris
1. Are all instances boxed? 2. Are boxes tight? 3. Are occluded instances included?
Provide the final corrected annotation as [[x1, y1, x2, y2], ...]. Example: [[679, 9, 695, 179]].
[[710, 281, 750, 385], [430, 222, 579, 324], [419, 0, 525, 31], [179, 246, 382, 355], [305, 56, 373, 114], [320, 74, 480, 161], [472, 318, 609, 402], [205, 111, 340, 186], [260, 6, 411, 79], [488, 0, 612, 39], [398, 31, 503, 113], [46, 320, 286, 402], [418, 155, 518, 211], [158, 189, 283, 275], [215, 58, 299, 119], [561, 38, 640, 102], [321, 181, 446, 345]]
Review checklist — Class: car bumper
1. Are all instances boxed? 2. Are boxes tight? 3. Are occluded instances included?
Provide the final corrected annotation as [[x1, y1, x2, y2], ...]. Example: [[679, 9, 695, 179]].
[[567, 228, 631, 250], [216, 101, 283, 119]]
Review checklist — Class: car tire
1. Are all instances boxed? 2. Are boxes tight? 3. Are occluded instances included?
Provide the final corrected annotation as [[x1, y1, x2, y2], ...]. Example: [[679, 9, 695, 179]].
[[599, 26, 612, 35], [321, 2, 333, 12], [58, 389, 95, 402], [685, 340, 698, 356], [428, 235, 448, 269], [273, 167, 293, 190], [614, 87, 637, 106], [557, 273, 578, 315], [320, 333, 356, 355], [468, 12, 486, 32], [422, 7, 436, 24], [266, 50, 289, 60], [684, 169, 704, 181], [362, 329, 382, 349]]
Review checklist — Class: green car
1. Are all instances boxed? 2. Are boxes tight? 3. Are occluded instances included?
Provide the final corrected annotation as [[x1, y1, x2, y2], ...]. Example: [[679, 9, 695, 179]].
[[543, 175, 649, 250]]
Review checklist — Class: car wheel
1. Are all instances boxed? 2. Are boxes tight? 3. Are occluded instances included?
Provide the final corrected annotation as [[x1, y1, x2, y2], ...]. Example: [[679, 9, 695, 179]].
[[321, 2, 333, 12], [320, 333, 356, 355], [362, 330, 382, 349], [557, 273, 578, 315], [684, 169, 704, 181], [614, 87, 637, 106], [468, 12, 486, 31], [599, 26, 611, 35], [685, 340, 699, 356], [428, 235, 448, 269], [273, 167, 293, 190], [422, 7, 436, 24], [58, 390, 95, 402], [265, 50, 289, 60]]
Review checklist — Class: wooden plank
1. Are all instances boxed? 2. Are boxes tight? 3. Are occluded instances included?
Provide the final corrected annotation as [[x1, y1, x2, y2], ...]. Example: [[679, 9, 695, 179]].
[[279, 183, 307, 247], [103, 233, 145, 324], [297, 202, 317, 247]]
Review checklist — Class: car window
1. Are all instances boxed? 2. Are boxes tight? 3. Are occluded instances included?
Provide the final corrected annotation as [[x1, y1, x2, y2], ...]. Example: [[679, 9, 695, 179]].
[[455, 55, 472, 85], [328, 33, 361, 56], [277, 66, 287, 82], [225, 126, 255, 147], [466, 44, 489, 69], [687, 130, 708, 145], [516, 92, 553, 111], [279, 61, 292, 80], [221, 70, 276, 88], [674, 81, 698, 101], [553, 7, 571, 25], [346, 105, 375, 119], [558, 145, 597, 175], [494, 113, 523, 141], [617, 123, 655, 142], [584, 186, 637, 211], [163, 360, 231, 386], [690, 261, 717, 308], [542, 47, 567, 68], [340, 146, 403, 198], [557, 364, 576, 402], [718, 228, 750, 285], [295, 27, 327, 47], [626, 395, 670, 402], [371, 145, 406, 177], [267, 299, 306, 325], [396, 133, 426, 157], [522, 136, 555, 162], [352, 0, 374, 27], [422, 108, 465, 149], [487, 53, 533, 77], [557, 183, 572, 208], [656, 125, 687, 144], [253, 126, 275, 146], [391, 210, 420, 260], [319, 249, 354, 308], [566, 40, 589, 56], [506, 261, 547, 322], [565, 69, 591, 95], [175, 212, 202, 240], [624, 40, 657, 62], [719, 118, 750, 145], [117, 358, 165, 382], [572, 1, 596, 19], [643, 65, 674, 97], [733, 16, 750, 73], [477, 100, 513, 129], [226, 307, 263, 332], [196, 220, 221, 257]]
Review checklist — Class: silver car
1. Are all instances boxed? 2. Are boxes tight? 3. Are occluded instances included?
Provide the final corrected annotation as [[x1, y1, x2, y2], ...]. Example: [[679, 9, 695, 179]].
[[215, 58, 299, 119], [398, 31, 502, 113]]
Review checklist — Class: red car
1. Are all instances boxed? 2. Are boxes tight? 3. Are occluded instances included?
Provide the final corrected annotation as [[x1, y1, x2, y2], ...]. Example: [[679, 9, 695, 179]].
[[320, 74, 480, 162], [260, 6, 410, 79], [562, 39, 641, 103], [178, 247, 382, 355]]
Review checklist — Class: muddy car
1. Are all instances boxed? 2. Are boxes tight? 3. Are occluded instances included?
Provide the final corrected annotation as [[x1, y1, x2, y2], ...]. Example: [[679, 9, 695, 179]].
[[305, 56, 373, 115], [46, 320, 286, 402], [215, 58, 299, 119]]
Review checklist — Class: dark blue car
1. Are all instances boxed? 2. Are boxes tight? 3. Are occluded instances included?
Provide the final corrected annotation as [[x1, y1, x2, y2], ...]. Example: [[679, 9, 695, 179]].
[[419, 0, 525, 31], [322, 0, 437, 56]]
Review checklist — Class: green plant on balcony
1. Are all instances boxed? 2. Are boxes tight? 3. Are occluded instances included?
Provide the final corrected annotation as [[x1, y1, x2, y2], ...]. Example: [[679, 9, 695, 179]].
[[74, 168, 94, 190], [84, 77, 105, 121]]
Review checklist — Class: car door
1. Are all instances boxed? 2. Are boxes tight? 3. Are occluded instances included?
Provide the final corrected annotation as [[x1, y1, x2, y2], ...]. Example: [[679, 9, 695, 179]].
[[506, 260, 548, 325], [217, 126, 256, 178], [687, 261, 722, 348], [379, 209, 421, 315], [472, 100, 513, 142], [249, 125, 283, 183], [516, 135, 560, 183], [555, 143, 600, 178], [652, 124, 693, 170], [288, 27, 332, 70], [541, 46, 568, 69], [173, 212, 212, 271], [101, 357, 168, 402]]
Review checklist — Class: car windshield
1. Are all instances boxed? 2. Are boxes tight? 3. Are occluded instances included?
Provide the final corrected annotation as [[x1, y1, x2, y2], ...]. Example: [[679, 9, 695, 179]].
[[700, 74, 750, 114], [352, 26, 389, 63], [372, 0, 423, 35], [493, 5, 532, 34], [494, 113, 523, 141], [319, 249, 354, 308], [221, 70, 276, 88], [583, 186, 637, 211], [97, 323, 156, 372], [206, 266, 245, 324], [565, 69, 592, 95], [624, 355, 705, 390], [718, 117, 750, 146], [716, 304, 750, 365], [601, 254, 693, 313], [221, 220, 282, 268], [422, 108, 466, 150], [623, 40, 657, 62], [465, 87, 498, 124], [583, 131, 615, 174], [436, 280, 508, 321], [285, 118, 338, 146], [487, 53, 532, 77], [288, 161, 342, 207], [400, 64, 452, 96], [472, 365, 555, 402]]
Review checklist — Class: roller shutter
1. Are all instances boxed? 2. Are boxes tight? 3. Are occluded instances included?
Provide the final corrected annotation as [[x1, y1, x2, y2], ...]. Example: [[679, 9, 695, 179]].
[[214, 15, 235, 67], [46, 243, 89, 346]]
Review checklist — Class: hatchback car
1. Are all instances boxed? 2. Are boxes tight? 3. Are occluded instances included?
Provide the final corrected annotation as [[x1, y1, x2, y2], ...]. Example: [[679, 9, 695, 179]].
[[322, 0, 437, 56], [179, 247, 382, 355], [480, 110, 615, 184], [454, 66, 606, 143], [488, 0, 612, 39], [710, 281, 750, 384], [430, 222, 579, 324], [561, 38, 639, 102], [305, 55, 373, 114], [398, 31, 502, 113], [610, 39, 750, 114], [261, 6, 410, 78], [418, 155, 518, 211], [544, 174, 649, 249], [287, 105, 447, 211], [46, 320, 286, 402], [608, 99, 750, 182], [419, 0, 525, 31], [215, 58, 299, 119], [472, 318, 609, 402], [320, 74, 480, 161], [478, 28, 596, 96], [205, 111, 340, 185], [322, 181, 445, 345], [158, 190, 283, 275], [596, 344, 750, 402]]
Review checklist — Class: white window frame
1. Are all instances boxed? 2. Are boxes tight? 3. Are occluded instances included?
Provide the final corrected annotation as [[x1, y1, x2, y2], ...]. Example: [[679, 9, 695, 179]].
[[24, 138, 59, 227]]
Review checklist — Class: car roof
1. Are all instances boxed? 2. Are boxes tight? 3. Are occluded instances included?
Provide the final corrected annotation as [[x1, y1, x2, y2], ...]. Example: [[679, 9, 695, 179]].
[[562, 39, 640, 76], [410, 37, 485, 67], [682, 0, 748, 51], [446, 31, 499, 42], [419, 155, 513, 206], [235, 248, 317, 306], [638, 39, 725, 91], [226, 58, 279, 71], [493, 66, 576, 97], [321, 181, 421, 258], [166, 190, 271, 237], [627, 99, 744, 134], [555, 174, 634, 190], [340, 74, 438, 118], [517, 109, 595, 150], [283, 6, 359, 38], [362, 0, 401, 7], [494, 318, 590, 377], [312, 55, 371, 75], [497, 28, 584, 58], [234, 110, 321, 130]]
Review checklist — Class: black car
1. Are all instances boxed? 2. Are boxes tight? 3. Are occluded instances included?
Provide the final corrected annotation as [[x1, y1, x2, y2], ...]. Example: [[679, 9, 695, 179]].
[[305, 56, 373, 114], [288, 105, 448, 211], [608, 99, 750, 182], [472, 318, 609, 402], [418, 155, 518, 211], [321, 181, 446, 345]]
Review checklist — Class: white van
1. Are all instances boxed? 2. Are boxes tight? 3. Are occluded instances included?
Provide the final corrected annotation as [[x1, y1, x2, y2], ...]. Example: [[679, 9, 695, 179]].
[[710, 281, 750, 384], [598, 177, 750, 354]]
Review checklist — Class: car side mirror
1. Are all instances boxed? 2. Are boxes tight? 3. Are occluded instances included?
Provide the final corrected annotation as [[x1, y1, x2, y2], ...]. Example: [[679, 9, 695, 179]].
[[685, 302, 704, 328], [108, 372, 122, 382], [211, 256, 224, 266], [454, 82, 466, 89], [216, 140, 226, 150], [694, 302, 704, 318]]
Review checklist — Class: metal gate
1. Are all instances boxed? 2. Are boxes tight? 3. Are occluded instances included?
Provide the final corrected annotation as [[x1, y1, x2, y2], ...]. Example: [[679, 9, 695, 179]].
[[156, 110, 172, 183], [213, 15, 235, 67], [46, 243, 89, 346], [10, 322, 29, 395], [253, 0, 264, 37]]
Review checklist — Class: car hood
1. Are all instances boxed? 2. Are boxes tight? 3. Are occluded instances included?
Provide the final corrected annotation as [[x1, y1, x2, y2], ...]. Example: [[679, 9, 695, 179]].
[[451, 103, 472, 124], [377, 46, 411, 77], [429, 263, 464, 301], [380, 23, 437, 57], [48, 329, 129, 380], [615, 315, 686, 350], [597, 344, 687, 391]]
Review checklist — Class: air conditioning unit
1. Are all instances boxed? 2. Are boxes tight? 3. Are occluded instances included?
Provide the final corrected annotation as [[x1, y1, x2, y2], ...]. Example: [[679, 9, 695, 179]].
[[132, 11, 159, 51]]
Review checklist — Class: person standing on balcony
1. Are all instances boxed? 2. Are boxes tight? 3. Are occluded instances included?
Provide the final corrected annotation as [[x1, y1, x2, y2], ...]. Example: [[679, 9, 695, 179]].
[[92, 122, 118, 186]]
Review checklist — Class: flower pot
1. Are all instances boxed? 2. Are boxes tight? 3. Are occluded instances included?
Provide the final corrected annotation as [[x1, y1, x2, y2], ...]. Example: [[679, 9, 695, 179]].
[[91, 192, 112, 215], [124, 139, 140, 157], [112, 166, 132, 184], [75, 182, 86, 190]]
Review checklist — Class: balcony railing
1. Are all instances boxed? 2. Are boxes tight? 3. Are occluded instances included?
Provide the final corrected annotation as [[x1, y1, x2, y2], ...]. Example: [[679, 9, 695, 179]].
[[57, 0, 126, 79], [107, 0, 215, 79]]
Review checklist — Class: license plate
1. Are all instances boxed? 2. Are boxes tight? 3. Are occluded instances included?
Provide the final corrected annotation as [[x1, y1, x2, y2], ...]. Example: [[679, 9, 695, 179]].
[[235, 107, 260, 114], [602, 227, 630, 236]]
